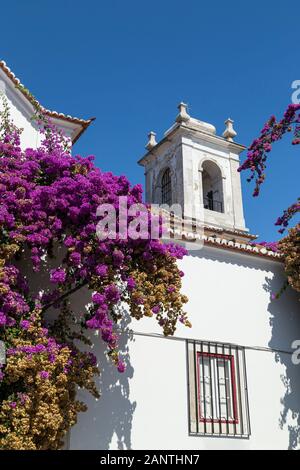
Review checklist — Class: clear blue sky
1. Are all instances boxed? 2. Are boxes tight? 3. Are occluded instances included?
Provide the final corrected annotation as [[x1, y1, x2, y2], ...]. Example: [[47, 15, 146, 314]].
[[1, 0, 299, 241]]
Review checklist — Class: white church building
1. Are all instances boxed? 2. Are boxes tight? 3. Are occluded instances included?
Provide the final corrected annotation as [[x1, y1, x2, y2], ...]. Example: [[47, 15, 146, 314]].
[[1, 61, 300, 450]]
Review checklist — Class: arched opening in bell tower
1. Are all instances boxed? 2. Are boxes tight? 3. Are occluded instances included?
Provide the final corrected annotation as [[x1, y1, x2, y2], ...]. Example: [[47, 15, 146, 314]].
[[161, 168, 172, 205], [201, 160, 224, 213]]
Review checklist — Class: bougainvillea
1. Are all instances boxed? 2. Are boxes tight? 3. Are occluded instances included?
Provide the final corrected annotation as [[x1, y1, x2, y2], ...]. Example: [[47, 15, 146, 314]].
[[0, 95, 189, 449], [238, 103, 300, 199], [278, 224, 300, 293], [238, 103, 300, 293]]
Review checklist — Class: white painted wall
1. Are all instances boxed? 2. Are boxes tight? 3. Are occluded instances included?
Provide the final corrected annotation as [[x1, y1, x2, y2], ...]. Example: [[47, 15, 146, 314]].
[[0, 75, 42, 149], [69, 246, 300, 450]]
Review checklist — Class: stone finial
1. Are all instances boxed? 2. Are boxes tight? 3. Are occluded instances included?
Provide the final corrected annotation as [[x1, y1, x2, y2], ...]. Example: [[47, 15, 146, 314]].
[[223, 118, 237, 142], [145, 131, 157, 150], [175, 102, 190, 123]]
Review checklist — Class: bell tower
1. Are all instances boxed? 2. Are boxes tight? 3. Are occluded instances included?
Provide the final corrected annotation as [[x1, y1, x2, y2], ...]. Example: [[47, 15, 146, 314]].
[[138, 103, 248, 235]]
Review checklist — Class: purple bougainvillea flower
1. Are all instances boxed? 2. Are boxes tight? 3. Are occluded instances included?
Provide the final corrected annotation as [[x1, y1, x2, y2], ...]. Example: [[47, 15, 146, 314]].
[[69, 251, 81, 266], [127, 277, 136, 290], [39, 371, 50, 380], [117, 361, 126, 373], [50, 269, 66, 284], [20, 319, 31, 330], [0, 312, 7, 326], [151, 305, 160, 314], [95, 264, 108, 277]]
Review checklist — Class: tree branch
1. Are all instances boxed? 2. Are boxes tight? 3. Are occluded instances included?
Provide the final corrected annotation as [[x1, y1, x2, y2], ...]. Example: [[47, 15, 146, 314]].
[[41, 280, 89, 314]]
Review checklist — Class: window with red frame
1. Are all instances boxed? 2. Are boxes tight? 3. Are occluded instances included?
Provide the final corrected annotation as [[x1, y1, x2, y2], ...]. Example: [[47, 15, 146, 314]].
[[187, 340, 250, 438], [197, 352, 238, 424]]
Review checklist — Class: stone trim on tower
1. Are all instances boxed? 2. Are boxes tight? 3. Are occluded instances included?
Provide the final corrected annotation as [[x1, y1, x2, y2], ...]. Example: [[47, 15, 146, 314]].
[[139, 103, 248, 235]]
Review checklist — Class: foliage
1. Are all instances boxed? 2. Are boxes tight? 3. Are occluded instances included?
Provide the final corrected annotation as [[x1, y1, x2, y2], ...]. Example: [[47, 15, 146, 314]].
[[278, 224, 300, 293], [238, 103, 300, 293], [0, 95, 189, 449], [238, 104, 300, 196]]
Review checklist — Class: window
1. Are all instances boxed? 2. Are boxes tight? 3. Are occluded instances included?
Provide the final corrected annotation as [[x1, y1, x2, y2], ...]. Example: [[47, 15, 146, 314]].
[[161, 168, 172, 205], [201, 161, 224, 213], [187, 340, 250, 438], [197, 352, 238, 424]]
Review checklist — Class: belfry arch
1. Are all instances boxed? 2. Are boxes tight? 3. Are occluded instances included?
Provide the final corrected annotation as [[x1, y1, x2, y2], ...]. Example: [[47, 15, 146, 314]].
[[200, 160, 224, 213]]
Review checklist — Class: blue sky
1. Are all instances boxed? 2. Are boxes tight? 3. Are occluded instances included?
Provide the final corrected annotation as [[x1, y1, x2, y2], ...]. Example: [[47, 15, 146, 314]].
[[1, 0, 299, 241]]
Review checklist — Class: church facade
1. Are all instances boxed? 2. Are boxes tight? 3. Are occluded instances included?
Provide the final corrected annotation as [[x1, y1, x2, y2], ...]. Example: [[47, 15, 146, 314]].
[[1, 61, 300, 450]]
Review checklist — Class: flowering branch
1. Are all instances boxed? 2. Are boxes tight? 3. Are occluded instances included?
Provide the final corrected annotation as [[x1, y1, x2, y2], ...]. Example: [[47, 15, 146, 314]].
[[0, 93, 189, 449], [40, 280, 89, 314], [239, 103, 300, 297], [238, 104, 300, 196], [239, 103, 300, 232]]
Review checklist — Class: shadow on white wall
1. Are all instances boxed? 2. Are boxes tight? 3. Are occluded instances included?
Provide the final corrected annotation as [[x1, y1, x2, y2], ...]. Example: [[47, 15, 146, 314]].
[[69, 304, 137, 450], [264, 275, 300, 450]]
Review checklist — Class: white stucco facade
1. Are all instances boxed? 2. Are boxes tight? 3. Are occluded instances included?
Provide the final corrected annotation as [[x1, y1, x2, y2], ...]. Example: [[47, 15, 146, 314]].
[[68, 247, 300, 450]]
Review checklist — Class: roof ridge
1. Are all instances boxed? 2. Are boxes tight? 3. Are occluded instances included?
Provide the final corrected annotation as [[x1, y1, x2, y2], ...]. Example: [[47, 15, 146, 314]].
[[0, 60, 95, 131], [169, 228, 282, 261]]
